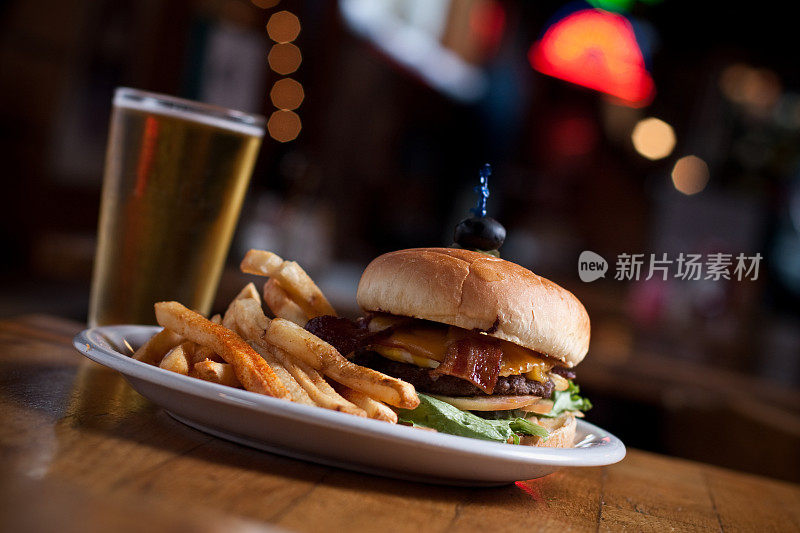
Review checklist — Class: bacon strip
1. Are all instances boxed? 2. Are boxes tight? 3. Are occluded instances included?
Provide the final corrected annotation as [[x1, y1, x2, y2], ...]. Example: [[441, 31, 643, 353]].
[[305, 316, 365, 356], [305, 315, 398, 356], [431, 336, 503, 394]]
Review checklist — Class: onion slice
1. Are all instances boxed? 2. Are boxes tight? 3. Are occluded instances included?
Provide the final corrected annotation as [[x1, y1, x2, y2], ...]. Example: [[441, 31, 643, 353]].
[[428, 394, 541, 411], [518, 399, 554, 415], [550, 373, 569, 391]]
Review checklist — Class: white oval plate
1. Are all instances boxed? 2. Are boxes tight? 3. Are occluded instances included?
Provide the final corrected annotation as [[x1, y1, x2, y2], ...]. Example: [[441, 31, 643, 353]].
[[73, 325, 625, 486]]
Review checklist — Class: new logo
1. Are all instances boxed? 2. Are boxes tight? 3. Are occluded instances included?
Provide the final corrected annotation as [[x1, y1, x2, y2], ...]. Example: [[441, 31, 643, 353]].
[[578, 251, 608, 282]]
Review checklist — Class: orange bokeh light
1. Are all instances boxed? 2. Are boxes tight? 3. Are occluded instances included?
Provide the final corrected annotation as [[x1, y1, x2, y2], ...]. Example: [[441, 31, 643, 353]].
[[270, 78, 304, 110], [267, 10, 301, 43], [671, 155, 709, 195], [631, 117, 676, 160], [268, 43, 302, 75], [250, 0, 280, 8], [268, 110, 301, 142]]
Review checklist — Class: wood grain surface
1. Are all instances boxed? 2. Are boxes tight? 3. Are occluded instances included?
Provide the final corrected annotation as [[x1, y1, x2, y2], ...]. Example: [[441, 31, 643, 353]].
[[1, 315, 798, 533]]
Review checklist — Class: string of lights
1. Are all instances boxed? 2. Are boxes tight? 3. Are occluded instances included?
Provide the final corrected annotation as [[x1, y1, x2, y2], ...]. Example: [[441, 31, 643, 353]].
[[253, 1, 303, 142]]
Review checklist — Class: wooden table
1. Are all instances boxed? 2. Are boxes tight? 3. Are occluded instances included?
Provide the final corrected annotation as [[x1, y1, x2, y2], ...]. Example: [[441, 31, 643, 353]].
[[1, 315, 799, 533]]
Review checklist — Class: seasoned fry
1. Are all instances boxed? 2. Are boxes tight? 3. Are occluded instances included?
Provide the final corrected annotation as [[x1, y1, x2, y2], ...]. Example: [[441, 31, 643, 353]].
[[249, 340, 315, 405], [223, 298, 269, 341], [265, 342, 366, 416], [159, 343, 192, 375], [188, 315, 225, 363], [264, 318, 419, 409], [154, 302, 290, 399], [240, 249, 336, 318], [233, 282, 261, 304], [186, 340, 224, 364], [223, 281, 265, 337], [263, 279, 308, 325], [274, 261, 336, 318], [133, 328, 183, 365], [240, 249, 283, 276], [192, 360, 240, 388], [151, 314, 224, 364], [324, 356, 419, 409], [334, 384, 398, 423], [264, 317, 327, 368]]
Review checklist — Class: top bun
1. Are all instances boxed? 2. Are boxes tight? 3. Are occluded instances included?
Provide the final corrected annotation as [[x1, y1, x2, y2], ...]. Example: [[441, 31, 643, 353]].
[[356, 248, 590, 367]]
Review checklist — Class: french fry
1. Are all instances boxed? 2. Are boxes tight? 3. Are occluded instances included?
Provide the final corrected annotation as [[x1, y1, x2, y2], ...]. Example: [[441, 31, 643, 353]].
[[264, 342, 366, 416], [249, 340, 315, 405], [192, 360, 241, 388], [186, 340, 225, 364], [233, 282, 261, 304], [139, 315, 223, 366], [133, 328, 183, 365], [223, 281, 264, 336], [188, 315, 225, 363], [240, 249, 336, 318], [334, 384, 398, 423], [264, 318, 330, 368], [324, 357, 419, 409], [223, 298, 269, 341], [239, 250, 283, 276], [159, 343, 192, 375], [274, 261, 336, 318], [181, 315, 225, 362], [263, 279, 308, 325], [154, 302, 290, 399], [223, 282, 268, 340], [264, 318, 419, 409]]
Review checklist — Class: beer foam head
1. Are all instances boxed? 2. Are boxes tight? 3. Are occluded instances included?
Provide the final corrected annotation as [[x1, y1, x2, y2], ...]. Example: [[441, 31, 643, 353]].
[[114, 88, 264, 137]]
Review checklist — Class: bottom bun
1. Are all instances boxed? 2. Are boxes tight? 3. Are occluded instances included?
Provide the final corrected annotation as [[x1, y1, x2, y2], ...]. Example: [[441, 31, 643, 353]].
[[519, 413, 576, 448]]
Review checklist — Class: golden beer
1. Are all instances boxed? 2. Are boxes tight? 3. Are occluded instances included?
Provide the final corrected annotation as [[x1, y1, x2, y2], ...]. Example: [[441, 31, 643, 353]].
[[89, 88, 264, 326]]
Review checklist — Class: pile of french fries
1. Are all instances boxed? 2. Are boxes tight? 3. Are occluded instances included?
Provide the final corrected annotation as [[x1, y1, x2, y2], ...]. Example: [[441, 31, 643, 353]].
[[133, 250, 419, 423]]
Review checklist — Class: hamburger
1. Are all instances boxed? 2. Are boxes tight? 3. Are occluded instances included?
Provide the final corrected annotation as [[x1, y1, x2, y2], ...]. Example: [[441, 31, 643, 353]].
[[309, 247, 592, 447]]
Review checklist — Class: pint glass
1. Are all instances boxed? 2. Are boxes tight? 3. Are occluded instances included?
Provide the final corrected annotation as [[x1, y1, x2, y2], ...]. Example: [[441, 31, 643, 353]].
[[88, 88, 264, 326]]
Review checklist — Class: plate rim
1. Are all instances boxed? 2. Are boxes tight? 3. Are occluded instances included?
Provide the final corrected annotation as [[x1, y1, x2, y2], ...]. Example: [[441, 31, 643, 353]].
[[73, 324, 626, 468]]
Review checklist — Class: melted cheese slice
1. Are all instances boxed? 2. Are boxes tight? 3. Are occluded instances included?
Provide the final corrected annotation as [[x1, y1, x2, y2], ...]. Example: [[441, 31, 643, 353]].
[[371, 327, 554, 381]]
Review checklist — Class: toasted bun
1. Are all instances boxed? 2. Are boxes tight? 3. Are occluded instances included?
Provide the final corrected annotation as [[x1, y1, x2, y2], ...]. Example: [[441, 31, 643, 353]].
[[357, 248, 590, 367], [519, 413, 576, 448]]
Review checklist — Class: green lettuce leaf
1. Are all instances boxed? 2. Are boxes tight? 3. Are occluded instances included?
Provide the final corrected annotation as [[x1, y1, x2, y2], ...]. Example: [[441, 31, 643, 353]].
[[542, 381, 593, 418], [509, 417, 549, 438], [397, 393, 548, 443]]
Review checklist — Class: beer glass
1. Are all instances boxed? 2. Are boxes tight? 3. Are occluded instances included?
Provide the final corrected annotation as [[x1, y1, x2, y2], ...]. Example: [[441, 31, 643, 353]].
[[88, 88, 264, 326]]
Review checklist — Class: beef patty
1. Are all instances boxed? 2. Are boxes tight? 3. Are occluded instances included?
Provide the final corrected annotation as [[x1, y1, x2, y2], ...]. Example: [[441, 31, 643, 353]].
[[354, 351, 556, 397]]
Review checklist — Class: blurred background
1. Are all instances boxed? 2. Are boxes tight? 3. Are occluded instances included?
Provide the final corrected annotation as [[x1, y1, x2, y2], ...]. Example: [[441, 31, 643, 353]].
[[1, 0, 799, 482]]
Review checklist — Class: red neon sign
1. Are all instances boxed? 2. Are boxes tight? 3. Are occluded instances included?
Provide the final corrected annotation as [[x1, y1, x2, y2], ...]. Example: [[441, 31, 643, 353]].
[[529, 9, 655, 107]]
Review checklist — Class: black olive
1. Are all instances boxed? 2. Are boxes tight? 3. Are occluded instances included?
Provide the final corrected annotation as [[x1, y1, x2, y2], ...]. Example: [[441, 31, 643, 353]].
[[454, 216, 506, 250]]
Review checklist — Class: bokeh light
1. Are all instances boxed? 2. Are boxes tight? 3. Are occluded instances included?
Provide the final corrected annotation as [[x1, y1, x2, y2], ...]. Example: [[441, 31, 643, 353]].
[[529, 9, 655, 107], [719, 63, 782, 115], [267, 11, 301, 43], [268, 110, 301, 142], [270, 78, 304, 110], [268, 43, 302, 75], [631, 117, 676, 160], [469, 0, 506, 55], [587, 0, 635, 11], [671, 155, 709, 195], [250, 0, 280, 8]]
